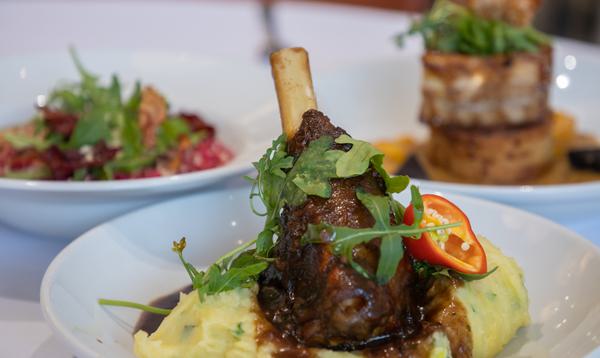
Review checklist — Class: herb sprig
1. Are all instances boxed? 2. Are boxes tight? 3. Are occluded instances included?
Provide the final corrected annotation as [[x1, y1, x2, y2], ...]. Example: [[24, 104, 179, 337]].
[[303, 187, 460, 284], [397, 0, 550, 55], [172, 238, 268, 300]]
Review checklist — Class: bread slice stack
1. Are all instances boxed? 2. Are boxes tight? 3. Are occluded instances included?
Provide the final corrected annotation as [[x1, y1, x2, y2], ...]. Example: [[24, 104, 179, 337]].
[[418, 0, 553, 184]]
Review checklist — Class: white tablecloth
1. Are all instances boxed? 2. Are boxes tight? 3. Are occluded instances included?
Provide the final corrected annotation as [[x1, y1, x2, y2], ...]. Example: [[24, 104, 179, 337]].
[[0, 1, 598, 356]]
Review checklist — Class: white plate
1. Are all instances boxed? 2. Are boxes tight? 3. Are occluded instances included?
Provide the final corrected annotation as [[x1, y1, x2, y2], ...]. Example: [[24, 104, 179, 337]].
[[0, 50, 278, 238], [41, 182, 600, 358], [315, 39, 600, 222]]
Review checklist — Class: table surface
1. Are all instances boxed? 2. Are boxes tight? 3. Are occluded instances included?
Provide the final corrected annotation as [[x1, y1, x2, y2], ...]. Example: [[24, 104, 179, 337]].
[[0, 1, 599, 357]]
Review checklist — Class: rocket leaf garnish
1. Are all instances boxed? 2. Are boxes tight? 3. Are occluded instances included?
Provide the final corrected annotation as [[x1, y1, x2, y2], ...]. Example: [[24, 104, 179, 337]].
[[303, 186, 460, 284], [397, 0, 550, 55], [335, 135, 409, 194], [172, 238, 268, 300]]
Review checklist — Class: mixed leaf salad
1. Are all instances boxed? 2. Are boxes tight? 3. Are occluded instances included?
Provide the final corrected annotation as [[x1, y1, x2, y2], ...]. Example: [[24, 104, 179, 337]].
[[0, 49, 232, 181]]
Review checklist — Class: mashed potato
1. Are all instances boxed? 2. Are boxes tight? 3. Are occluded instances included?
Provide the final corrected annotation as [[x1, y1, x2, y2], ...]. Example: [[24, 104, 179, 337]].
[[134, 238, 527, 358], [457, 238, 530, 357]]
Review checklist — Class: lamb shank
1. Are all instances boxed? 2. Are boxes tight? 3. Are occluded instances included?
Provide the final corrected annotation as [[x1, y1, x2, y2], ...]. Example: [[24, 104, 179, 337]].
[[256, 48, 470, 354]]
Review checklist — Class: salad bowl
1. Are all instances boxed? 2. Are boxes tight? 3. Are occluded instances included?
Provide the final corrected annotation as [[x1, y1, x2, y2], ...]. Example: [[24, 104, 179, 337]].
[[0, 50, 278, 238]]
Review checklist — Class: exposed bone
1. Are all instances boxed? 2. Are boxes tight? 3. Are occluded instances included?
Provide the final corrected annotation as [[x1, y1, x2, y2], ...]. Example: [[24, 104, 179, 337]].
[[270, 47, 317, 139]]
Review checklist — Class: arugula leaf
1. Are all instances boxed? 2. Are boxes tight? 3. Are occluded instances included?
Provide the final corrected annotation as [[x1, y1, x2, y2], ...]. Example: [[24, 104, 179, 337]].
[[246, 135, 294, 256], [156, 118, 191, 153], [371, 154, 409, 194], [377, 234, 405, 284], [333, 135, 409, 194], [205, 262, 269, 294], [356, 191, 405, 283], [120, 115, 143, 157], [68, 109, 112, 148], [334, 135, 382, 177], [304, 190, 460, 284], [171, 238, 268, 300], [398, 0, 550, 55], [407, 185, 424, 235], [125, 81, 142, 113], [48, 88, 84, 114], [287, 136, 342, 204]]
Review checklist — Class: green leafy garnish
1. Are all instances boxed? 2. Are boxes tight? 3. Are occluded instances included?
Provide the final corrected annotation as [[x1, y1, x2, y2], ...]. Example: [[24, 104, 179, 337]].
[[245, 134, 294, 256], [334, 135, 409, 194], [334, 135, 382, 177], [172, 238, 268, 300], [246, 135, 342, 257], [68, 110, 112, 148], [287, 136, 342, 203], [97, 298, 172, 316], [304, 187, 460, 284], [398, 0, 550, 55], [156, 117, 192, 152]]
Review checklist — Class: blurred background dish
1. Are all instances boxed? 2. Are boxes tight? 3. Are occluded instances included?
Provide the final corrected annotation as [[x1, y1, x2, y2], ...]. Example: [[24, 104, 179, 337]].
[[315, 38, 600, 224], [0, 49, 278, 238], [40, 184, 600, 358]]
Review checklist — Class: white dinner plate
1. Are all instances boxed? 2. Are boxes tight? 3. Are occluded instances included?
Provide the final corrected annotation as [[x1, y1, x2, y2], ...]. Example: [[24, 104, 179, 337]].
[[0, 50, 278, 238], [41, 181, 600, 357], [315, 39, 600, 223]]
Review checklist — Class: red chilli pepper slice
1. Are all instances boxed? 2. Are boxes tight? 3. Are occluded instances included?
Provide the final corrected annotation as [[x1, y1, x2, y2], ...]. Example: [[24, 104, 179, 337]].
[[403, 194, 487, 274]]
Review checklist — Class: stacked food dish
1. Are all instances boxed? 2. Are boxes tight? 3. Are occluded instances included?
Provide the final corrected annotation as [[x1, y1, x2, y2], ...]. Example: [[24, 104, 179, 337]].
[[379, 0, 600, 185]]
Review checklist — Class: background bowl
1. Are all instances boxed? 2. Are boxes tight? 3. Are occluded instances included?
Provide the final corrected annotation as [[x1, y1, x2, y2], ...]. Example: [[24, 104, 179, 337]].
[[0, 50, 278, 239], [315, 40, 600, 224]]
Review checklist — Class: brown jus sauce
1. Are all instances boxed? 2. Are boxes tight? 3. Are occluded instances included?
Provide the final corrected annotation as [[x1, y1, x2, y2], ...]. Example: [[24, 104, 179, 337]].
[[134, 284, 193, 334], [134, 277, 468, 357]]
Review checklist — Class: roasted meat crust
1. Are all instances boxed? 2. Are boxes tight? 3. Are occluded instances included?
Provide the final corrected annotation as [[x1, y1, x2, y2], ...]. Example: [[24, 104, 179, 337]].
[[258, 110, 422, 350], [420, 46, 552, 128], [452, 0, 541, 27], [426, 118, 554, 184]]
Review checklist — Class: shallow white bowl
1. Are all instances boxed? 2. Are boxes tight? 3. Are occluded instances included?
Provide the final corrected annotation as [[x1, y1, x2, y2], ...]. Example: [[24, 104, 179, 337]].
[[41, 182, 600, 358], [0, 50, 278, 239], [315, 39, 600, 223]]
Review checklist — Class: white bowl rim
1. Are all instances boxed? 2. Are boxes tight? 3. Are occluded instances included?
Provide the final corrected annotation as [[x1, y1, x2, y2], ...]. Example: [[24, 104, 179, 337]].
[[413, 178, 600, 200], [39, 185, 600, 358], [0, 160, 250, 193]]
